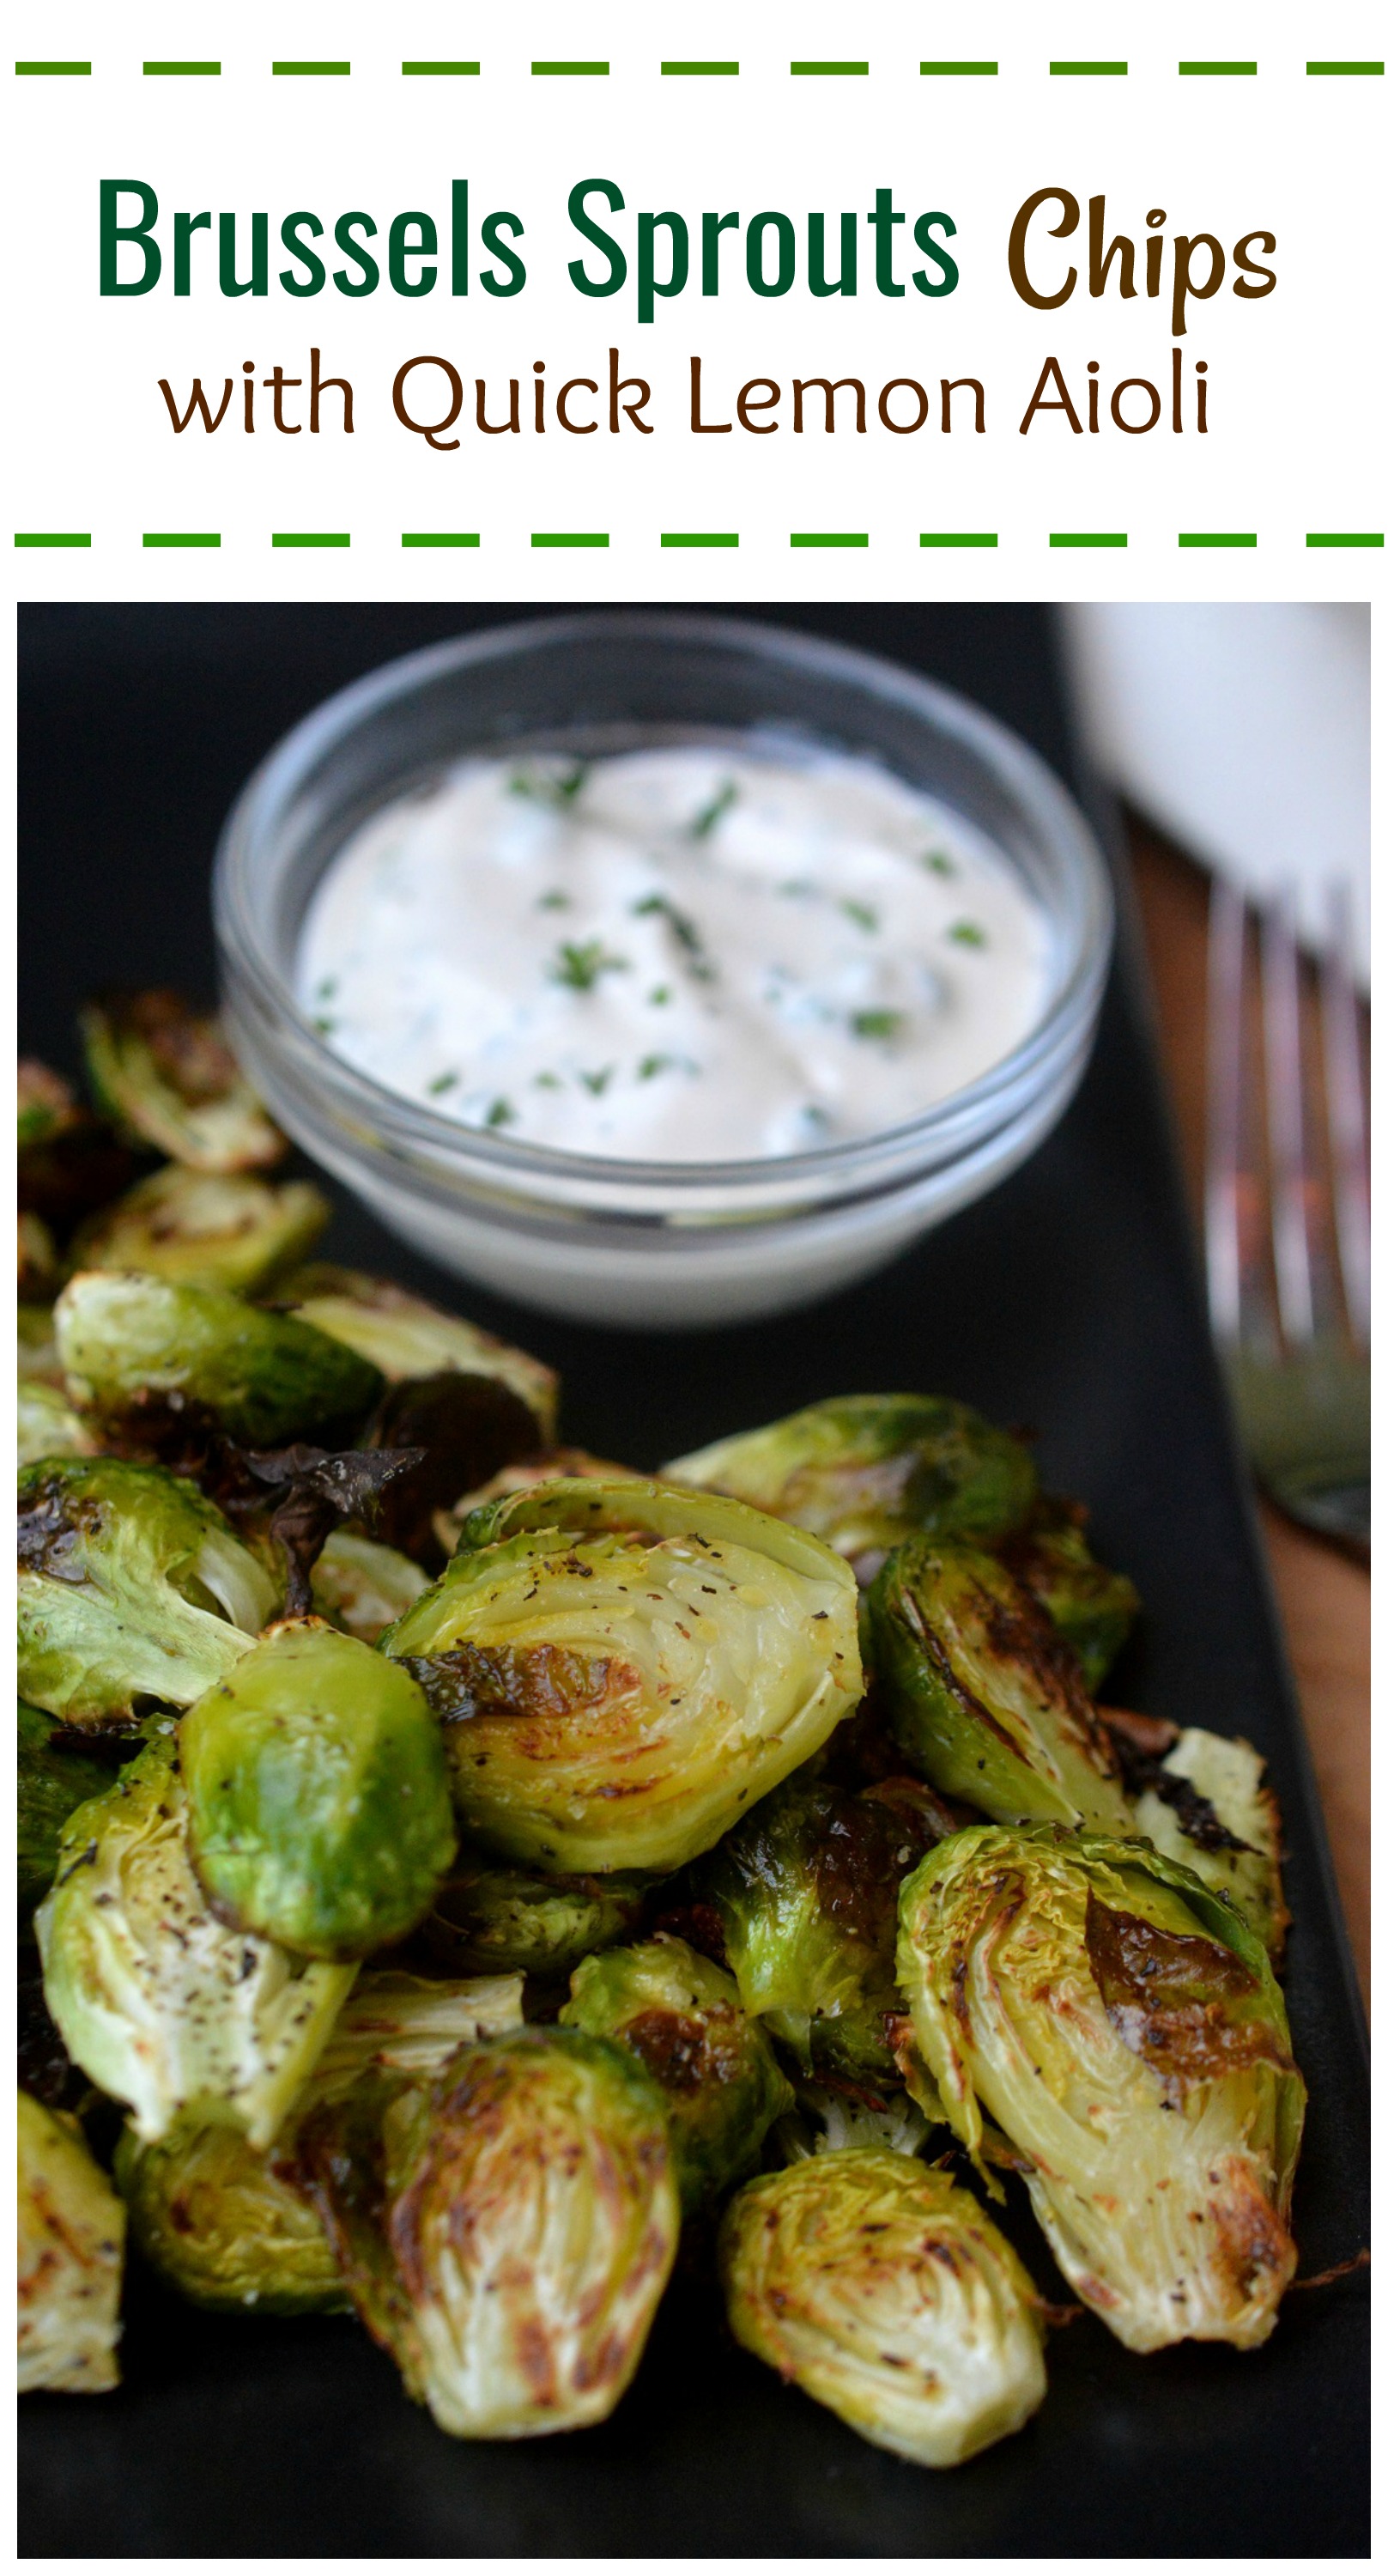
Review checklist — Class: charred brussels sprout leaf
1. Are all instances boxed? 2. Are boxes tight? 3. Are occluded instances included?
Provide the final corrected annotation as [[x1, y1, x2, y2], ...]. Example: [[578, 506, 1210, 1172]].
[[699, 1776, 949, 2089], [664, 1394, 1038, 1571], [898, 1823, 1305, 2352], [181, 1619, 457, 1959], [233, 1443, 427, 1617], [1003, 1498, 1140, 1692], [17, 1379, 98, 1471], [422, 1857, 651, 1979], [114, 2117, 345, 2317], [721, 2148, 1046, 2466], [18, 1701, 112, 1923], [1125, 1725, 1289, 1964], [278, 1264, 559, 1438], [295, 2026, 678, 2439], [79, 990, 286, 1173], [869, 1540, 1132, 1833], [18, 2090, 126, 2393], [56, 1270, 384, 1448], [383, 1478, 863, 1874], [18, 1456, 276, 1725], [71, 1166, 329, 1296], [561, 1934, 794, 2212], [310, 1530, 429, 1643], [35, 1740, 355, 2147]]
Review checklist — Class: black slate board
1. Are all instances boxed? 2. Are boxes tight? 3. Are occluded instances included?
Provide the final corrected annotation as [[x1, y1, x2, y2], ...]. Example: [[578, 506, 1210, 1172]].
[[18, 602, 1370, 2559]]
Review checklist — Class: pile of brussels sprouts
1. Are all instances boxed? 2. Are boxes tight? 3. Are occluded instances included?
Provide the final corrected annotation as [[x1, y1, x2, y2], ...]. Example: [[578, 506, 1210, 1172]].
[[18, 993, 1303, 2467]]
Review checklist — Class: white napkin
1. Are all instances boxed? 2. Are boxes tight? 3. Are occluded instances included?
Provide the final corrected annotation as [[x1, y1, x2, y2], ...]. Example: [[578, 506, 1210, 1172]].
[[1059, 604, 1370, 992]]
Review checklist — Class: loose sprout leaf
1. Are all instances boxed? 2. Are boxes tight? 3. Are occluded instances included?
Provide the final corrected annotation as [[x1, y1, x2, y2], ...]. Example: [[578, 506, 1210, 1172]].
[[18, 1700, 113, 1922], [309, 1531, 429, 1644], [235, 1443, 427, 1615], [1124, 1725, 1289, 1964], [18, 2090, 126, 2393]]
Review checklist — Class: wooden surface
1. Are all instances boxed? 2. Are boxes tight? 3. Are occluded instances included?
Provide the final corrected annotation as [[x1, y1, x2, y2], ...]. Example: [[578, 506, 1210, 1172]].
[[1128, 819, 1370, 2008]]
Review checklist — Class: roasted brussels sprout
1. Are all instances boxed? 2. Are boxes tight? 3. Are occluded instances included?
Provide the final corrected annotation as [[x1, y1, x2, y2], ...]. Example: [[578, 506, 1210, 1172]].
[[18, 1456, 276, 1726], [71, 1165, 329, 1295], [1124, 1723, 1288, 1963], [721, 2148, 1046, 2466], [19, 1209, 61, 1303], [664, 1394, 1038, 1571], [18, 2090, 126, 2393], [19, 1301, 62, 1383], [56, 1270, 384, 1447], [17, 1378, 98, 1470], [18, 1701, 112, 1923], [561, 1934, 794, 2211], [699, 1775, 950, 2089], [305, 1964, 526, 2100], [35, 1739, 355, 2146], [18, 1059, 135, 1231], [364, 1372, 550, 1567], [1003, 1498, 1140, 1692], [898, 1824, 1305, 2351], [279, 1264, 559, 1437], [384, 1478, 863, 1874], [310, 1530, 429, 1642], [422, 1856, 651, 1978], [80, 989, 285, 1172], [869, 1540, 1133, 1833], [180, 1618, 457, 1959], [295, 2026, 679, 2439]]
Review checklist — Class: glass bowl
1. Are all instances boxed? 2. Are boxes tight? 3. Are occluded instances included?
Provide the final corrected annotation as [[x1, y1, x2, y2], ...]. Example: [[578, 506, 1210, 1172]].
[[213, 612, 1113, 1327]]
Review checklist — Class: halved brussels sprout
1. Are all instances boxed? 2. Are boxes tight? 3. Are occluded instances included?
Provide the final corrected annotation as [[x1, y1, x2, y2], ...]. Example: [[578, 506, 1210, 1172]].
[[35, 1739, 355, 2147], [56, 1270, 384, 1447], [310, 1529, 429, 1642], [1003, 1498, 1140, 1692], [561, 1934, 794, 2212], [869, 1540, 1133, 1834], [19, 1209, 61, 1303], [17, 1378, 98, 1471], [422, 1856, 651, 1979], [71, 1166, 329, 1296], [383, 1478, 863, 1874], [897, 1823, 1304, 2352], [664, 1394, 1038, 1571], [180, 1618, 457, 1959], [720, 2148, 1046, 2467], [294, 2026, 679, 2439], [18, 1701, 112, 1923], [80, 989, 285, 1172], [18, 1456, 276, 1726], [18, 2090, 126, 2394], [278, 1264, 559, 1438], [1128, 1725, 1289, 1964], [698, 1775, 949, 2089]]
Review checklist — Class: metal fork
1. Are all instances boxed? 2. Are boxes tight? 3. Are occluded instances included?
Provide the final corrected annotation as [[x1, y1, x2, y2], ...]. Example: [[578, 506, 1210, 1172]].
[[1205, 877, 1370, 1555]]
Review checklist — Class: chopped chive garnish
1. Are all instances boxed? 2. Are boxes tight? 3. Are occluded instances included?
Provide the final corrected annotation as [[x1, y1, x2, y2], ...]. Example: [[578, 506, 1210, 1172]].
[[803, 1103, 831, 1130], [533, 1071, 562, 1090], [923, 850, 956, 876], [549, 939, 629, 991], [484, 1097, 515, 1127], [689, 780, 738, 838], [536, 889, 571, 910], [779, 878, 815, 898], [648, 984, 673, 1005], [948, 920, 987, 947], [509, 761, 589, 808], [639, 1054, 673, 1079], [314, 975, 338, 1000], [632, 892, 716, 979], [579, 1066, 615, 1095], [427, 1069, 460, 1095], [312, 1016, 336, 1036], [840, 899, 880, 932], [852, 1008, 905, 1040]]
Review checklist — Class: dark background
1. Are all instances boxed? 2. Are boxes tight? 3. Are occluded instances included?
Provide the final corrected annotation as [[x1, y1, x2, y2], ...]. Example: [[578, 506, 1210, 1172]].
[[18, 603, 1370, 2557]]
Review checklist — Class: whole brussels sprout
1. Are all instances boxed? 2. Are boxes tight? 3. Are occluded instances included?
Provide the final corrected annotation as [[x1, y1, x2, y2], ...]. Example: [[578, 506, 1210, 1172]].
[[295, 2026, 679, 2439], [1003, 1498, 1140, 1692], [35, 1739, 355, 2147], [664, 1394, 1038, 1571], [721, 2148, 1046, 2466], [383, 1478, 863, 1874], [70, 1166, 329, 1295], [18, 2089, 126, 2394], [79, 988, 286, 1172], [699, 1775, 950, 2089], [869, 1540, 1133, 1834], [310, 1530, 429, 1643], [18, 1701, 112, 1923], [897, 1823, 1305, 2352], [561, 1934, 794, 2211], [17, 1380, 98, 1471], [180, 1619, 457, 1959], [18, 1456, 276, 1725], [422, 1856, 651, 1979], [1125, 1723, 1288, 1965], [278, 1264, 558, 1437], [55, 1270, 384, 1448]]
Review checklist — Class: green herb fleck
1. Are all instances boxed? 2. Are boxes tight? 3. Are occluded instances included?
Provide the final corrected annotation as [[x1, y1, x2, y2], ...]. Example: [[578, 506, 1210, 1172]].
[[484, 1097, 516, 1128], [579, 1066, 615, 1096], [779, 878, 815, 898], [633, 892, 715, 981], [509, 761, 589, 808], [647, 984, 673, 1006], [427, 1069, 460, 1096], [314, 975, 338, 1001], [803, 1103, 831, 1132], [549, 939, 629, 992], [851, 1009, 905, 1042], [689, 779, 738, 839], [948, 920, 987, 948], [533, 1071, 562, 1091], [536, 889, 571, 911], [923, 849, 956, 877], [639, 1054, 674, 1080], [840, 899, 879, 933], [312, 1016, 336, 1037]]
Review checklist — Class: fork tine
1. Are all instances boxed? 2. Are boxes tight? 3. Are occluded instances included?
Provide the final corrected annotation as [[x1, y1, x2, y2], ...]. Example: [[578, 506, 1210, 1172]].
[[1320, 882, 1371, 1349], [1261, 888, 1317, 1347], [1205, 875, 1247, 1344]]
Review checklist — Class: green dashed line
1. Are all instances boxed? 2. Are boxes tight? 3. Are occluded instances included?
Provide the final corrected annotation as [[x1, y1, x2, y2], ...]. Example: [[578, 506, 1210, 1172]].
[[401, 60, 479, 75], [1179, 60, 1257, 75], [791, 532, 869, 548], [272, 532, 350, 548], [144, 60, 220, 75], [1051, 59, 1127, 74], [1051, 532, 1127, 548], [143, 532, 221, 548], [272, 59, 349, 75], [15, 532, 90, 546], [531, 532, 609, 548], [920, 60, 997, 74], [791, 59, 869, 74], [1306, 532, 1383, 547], [1306, 59, 1382, 73], [662, 60, 738, 74], [1179, 532, 1257, 548], [662, 532, 739, 548], [920, 532, 998, 548], [402, 532, 481, 547], [15, 58, 89, 73], [531, 59, 609, 75]]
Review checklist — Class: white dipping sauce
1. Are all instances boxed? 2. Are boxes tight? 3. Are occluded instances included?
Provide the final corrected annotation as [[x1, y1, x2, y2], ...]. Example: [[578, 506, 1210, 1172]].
[[297, 744, 1051, 1163]]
